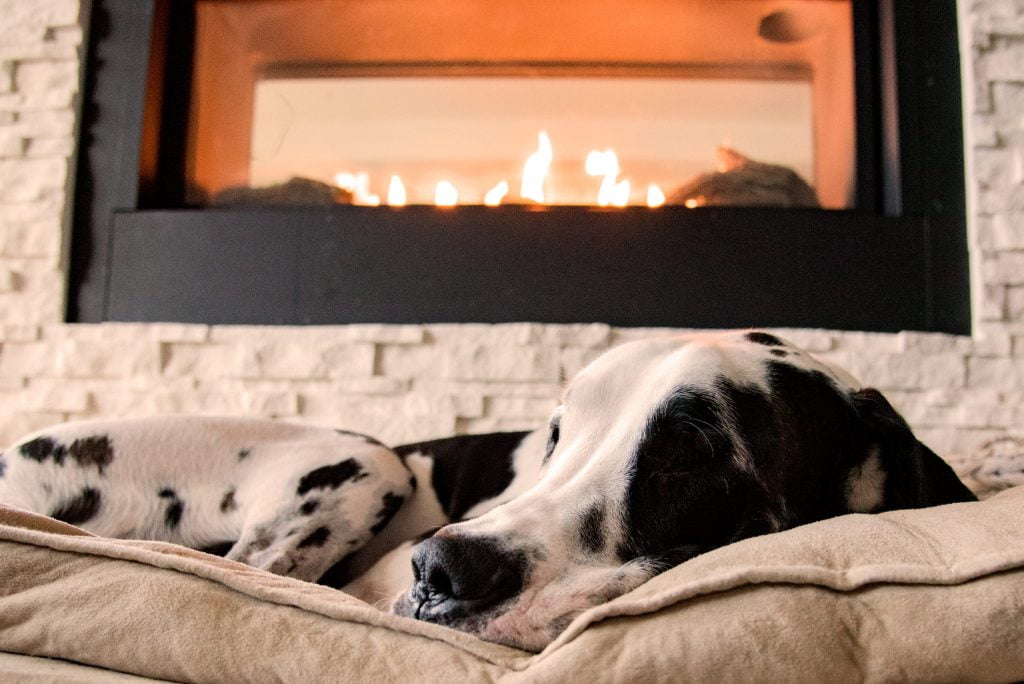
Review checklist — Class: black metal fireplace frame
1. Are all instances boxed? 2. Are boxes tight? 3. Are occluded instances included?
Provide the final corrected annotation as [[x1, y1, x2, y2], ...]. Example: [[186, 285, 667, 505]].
[[69, 0, 970, 333]]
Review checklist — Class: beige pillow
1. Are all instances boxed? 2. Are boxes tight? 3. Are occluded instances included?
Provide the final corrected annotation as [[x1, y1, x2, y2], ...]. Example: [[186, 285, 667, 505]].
[[2, 487, 1023, 682]]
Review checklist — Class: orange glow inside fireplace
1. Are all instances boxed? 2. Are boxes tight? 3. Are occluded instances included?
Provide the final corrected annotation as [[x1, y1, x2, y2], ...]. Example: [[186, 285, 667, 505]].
[[183, 0, 854, 209]]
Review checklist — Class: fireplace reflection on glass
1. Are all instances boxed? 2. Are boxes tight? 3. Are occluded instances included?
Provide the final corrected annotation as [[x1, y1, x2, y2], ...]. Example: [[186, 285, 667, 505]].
[[183, 0, 854, 210]]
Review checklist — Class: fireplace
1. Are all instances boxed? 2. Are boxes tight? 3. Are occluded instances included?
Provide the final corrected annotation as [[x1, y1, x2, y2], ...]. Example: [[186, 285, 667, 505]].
[[70, 0, 968, 333]]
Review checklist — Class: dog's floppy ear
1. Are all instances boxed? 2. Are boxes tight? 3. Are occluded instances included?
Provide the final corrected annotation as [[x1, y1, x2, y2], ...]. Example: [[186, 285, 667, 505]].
[[851, 388, 977, 509]]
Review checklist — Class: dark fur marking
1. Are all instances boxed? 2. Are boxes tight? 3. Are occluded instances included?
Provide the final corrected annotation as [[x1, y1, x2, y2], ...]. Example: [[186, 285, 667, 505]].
[[395, 431, 527, 520], [220, 489, 237, 513], [20, 437, 66, 465], [296, 459, 364, 495], [50, 487, 101, 526], [246, 528, 275, 553], [770, 348, 789, 357], [617, 384, 754, 564], [158, 488, 184, 529], [745, 331, 784, 347], [370, 491, 405, 535], [335, 429, 386, 447], [315, 551, 357, 588], [297, 526, 331, 548], [299, 499, 320, 515], [199, 541, 235, 557], [0, 452, 5, 478], [578, 502, 606, 554], [69, 435, 114, 473], [238, 448, 251, 460]]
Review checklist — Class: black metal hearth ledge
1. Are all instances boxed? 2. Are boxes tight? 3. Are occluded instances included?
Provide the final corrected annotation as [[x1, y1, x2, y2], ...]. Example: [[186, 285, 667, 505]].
[[101, 204, 960, 333]]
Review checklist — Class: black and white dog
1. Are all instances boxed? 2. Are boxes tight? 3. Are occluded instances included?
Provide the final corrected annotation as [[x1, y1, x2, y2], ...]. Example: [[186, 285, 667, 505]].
[[0, 331, 975, 651]]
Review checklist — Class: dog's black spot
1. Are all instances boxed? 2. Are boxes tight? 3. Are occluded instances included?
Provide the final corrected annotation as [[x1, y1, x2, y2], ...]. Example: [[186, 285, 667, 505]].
[[298, 526, 331, 548], [20, 437, 66, 465], [316, 551, 357, 588], [158, 488, 184, 529], [237, 448, 251, 460], [296, 459, 365, 495], [199, 541, 235, 557], [335, 429, 386, 447], [69, 436, 114, 473], [409, 475, 417, 491], [395, 431, 528, 520], [770, 348, 789, 357], [578, 502, 605, 554], [299, 499, 320, 515], [745, 331, 784, 347], [50, 488, 101, 526], [616, 383, 769, 565], [370, 491, 405, 535], [220, 488, 237, 513], [548, 613, 576, 638], [242, 527, 276, 554]]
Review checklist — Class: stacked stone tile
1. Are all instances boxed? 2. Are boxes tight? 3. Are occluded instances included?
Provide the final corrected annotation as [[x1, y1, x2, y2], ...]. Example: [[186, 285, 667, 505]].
[[0, 1, 1020, 460]]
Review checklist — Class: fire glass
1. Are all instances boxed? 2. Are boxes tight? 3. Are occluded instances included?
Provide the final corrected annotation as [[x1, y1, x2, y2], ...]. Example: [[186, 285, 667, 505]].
[[185, 0, 854, 209]]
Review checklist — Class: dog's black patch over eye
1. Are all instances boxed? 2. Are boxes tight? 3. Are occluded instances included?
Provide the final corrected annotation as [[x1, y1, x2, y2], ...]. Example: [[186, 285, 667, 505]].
[[578, 502, 605, 554], [616, 385, 752, 564], [296, 459, 366, 495], [745, 331, 784, 347], [543, 416, 561, 465], [51, 488, 102, 525]]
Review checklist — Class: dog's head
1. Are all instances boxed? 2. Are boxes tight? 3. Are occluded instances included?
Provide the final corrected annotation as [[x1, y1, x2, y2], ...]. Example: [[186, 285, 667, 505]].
[[393, 331, 975, 650]]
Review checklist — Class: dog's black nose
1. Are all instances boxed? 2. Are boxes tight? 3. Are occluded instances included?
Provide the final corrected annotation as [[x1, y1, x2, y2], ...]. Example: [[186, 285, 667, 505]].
[[408, 535, 526, 624]]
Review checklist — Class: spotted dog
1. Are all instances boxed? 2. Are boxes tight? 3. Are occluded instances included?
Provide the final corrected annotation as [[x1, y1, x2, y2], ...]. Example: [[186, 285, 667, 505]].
[[0, 416, 413, 582], [0, 331, 978, 653], [380, 331, 976, 651]]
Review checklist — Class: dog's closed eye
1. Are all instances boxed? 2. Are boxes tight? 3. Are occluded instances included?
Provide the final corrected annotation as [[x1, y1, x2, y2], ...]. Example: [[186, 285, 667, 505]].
[[543, 415, 561, 465]]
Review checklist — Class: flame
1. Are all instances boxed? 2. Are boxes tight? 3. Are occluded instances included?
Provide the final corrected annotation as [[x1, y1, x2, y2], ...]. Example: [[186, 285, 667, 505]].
[[484, 180, 509, 207], [435, 180, 458, 207], [609, 179, 630, 207], [521, 131, 553, 203], [647, 184, 666, 208], [684, 197, 702, 208], [387, 175, 407, 207], [335, 171, 380, 206], [586, 149, 631, 207]]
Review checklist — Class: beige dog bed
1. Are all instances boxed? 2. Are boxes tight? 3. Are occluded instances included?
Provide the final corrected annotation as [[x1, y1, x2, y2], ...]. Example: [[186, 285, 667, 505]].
[[2, 486, 1024, 682]]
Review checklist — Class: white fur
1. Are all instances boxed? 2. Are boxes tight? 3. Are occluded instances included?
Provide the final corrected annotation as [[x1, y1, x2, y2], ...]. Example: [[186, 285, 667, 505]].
[[0, 415, 413, 582]]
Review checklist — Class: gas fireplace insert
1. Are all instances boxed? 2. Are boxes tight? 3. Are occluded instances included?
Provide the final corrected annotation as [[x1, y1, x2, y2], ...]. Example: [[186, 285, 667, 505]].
[[69, 0, 968, 332]]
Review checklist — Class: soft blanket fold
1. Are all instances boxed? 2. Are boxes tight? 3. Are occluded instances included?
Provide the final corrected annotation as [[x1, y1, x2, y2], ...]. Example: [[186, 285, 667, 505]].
[[2, 488, 1024, 683]]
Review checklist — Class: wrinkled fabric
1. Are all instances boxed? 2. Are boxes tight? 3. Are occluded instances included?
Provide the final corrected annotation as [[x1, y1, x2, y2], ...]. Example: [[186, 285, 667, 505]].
[[2, 488, 1024, 683]]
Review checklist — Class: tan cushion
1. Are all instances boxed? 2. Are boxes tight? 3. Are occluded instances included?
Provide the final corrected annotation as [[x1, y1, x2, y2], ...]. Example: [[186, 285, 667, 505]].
[[2, 487, 1024, 682]]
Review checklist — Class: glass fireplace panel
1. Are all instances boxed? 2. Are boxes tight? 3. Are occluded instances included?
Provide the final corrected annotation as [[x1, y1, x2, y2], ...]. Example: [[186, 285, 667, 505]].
[[187, 0, 853, 209]]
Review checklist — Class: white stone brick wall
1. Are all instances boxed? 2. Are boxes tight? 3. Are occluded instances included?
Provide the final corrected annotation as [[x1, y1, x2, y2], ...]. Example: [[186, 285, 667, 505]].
[[0, 0, 1020, 457]]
